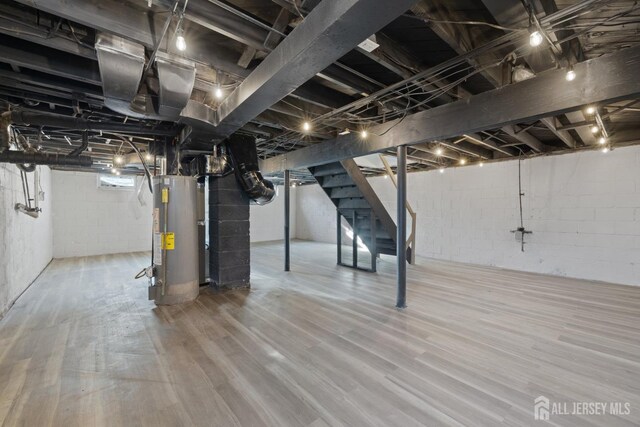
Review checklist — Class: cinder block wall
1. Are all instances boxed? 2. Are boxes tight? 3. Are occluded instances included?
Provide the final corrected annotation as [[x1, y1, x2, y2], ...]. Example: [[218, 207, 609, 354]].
[[0, 165, 53, 317], [296, 145, 640, 286]]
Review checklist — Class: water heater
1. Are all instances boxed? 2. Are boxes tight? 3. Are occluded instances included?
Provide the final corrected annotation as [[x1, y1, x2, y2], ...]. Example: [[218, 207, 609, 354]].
[[149, 175, 199, 305]]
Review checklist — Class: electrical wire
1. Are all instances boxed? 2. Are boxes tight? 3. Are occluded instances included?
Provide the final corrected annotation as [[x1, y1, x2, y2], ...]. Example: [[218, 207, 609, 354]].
[[402, 13, 525, 32]]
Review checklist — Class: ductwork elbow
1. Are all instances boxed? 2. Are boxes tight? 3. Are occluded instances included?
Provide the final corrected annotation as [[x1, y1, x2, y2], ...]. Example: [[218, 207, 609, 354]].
[[226, 133, 276, 205]]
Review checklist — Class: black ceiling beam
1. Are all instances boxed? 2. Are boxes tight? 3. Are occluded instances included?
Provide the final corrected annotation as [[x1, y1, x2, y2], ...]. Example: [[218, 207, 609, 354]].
[[0, 8, 96, 59], [0, 36, 101, 85], [260, 44, 640, 172], [410, 0, 546, 154], [213, 0, 420, 139], [155, 0, 270, 51], [10, 108, 178, 136]]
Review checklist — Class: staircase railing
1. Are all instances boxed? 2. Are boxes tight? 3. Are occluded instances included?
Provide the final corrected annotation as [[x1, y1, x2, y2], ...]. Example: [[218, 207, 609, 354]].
[[380, 155, 416, 264]]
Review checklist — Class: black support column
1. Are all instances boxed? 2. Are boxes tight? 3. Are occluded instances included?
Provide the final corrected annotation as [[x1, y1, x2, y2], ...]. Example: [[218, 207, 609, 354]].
[[284, 170, 290, 271], [396, 145, 407, 308], [208, 173, 251, 289]]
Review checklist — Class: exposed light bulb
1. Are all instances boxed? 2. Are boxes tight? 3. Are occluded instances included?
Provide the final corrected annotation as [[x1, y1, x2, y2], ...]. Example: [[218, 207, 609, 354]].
[[459, 158, 467, 165], [145, 153, 153, 161], [114, 155, 124, 164], [291, 182, 297, 187], [601, 146, 609, 153], [598, 136, 607, 145], [302, 121, 311, 132], [383, 174, 388, 179], [590, 125, 599, 134], [435, 147, 444, 156], [214, 85, 223, 100], [439, 167, 445, 174], [116, 171, 121, 175], [479, 162, 484, 167], [586, 106, 596, 115], [360, 130, 368, 139], [176, 27, 186, 51], [565, 68, 576, 81], [529, 31, 543, 47], [111, 168, 117, 174]]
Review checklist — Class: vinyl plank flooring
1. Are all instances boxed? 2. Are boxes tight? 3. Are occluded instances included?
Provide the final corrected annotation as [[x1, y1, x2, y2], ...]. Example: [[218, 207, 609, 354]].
[[0, 241, 639, 426]]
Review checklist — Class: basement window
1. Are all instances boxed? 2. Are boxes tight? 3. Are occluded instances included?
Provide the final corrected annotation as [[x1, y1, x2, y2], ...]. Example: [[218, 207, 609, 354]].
[[97, 174, 135, 190]]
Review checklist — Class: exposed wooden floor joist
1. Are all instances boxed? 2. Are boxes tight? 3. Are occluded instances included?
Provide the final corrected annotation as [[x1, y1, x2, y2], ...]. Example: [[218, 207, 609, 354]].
[[0, 241, 639, 426]]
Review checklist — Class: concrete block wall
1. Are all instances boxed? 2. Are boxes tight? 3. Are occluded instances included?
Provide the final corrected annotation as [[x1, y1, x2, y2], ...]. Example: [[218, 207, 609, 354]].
[[250, 185, 297, 242], [208, 174, 250, 288], [0, 164, 53, 317], [52, 171, 152, 257], [295, 145, 640, 286]]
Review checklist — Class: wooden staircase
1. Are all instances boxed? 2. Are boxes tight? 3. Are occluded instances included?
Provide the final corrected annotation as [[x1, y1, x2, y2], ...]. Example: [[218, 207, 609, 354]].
[[309, 159, 411, 264]]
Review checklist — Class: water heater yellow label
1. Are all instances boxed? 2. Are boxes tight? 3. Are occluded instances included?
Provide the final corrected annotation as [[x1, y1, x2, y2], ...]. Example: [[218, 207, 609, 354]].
[[161, 188, 169, 203], [162, 232, 175, 250]]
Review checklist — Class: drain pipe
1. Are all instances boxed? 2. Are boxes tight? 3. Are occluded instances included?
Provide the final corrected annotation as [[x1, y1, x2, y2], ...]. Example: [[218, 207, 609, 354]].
[[69, 131, 88, 157], [0, 151, 93, 167]]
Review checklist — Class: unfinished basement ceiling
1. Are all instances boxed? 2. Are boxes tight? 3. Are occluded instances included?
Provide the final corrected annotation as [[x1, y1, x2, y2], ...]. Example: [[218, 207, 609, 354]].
[[0, 0, 639, 183]]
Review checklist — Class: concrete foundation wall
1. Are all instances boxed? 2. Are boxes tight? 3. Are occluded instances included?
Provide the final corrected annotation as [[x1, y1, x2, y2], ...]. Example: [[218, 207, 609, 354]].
[[296, 145, 640, 286], [250, 185, 297, 242], [0, 165, 53, 317], [52, 171, 152, 258]]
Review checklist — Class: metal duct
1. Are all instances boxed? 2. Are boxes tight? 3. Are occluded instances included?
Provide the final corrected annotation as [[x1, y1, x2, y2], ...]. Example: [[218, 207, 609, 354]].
[[95, 33, 145, 116], [226, 133, 275, 205], [0, 151, 93, 167], [156, 52, 196, 118], [95, 33, 198, 123]]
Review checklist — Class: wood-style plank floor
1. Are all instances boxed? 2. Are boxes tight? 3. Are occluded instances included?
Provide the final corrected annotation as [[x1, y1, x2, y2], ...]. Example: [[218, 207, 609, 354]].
[[1, 241, 639, 426]]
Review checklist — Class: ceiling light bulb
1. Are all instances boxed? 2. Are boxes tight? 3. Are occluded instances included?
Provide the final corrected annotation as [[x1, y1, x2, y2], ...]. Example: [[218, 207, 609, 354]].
[[176, 28, 186, 51], [590, 125, 599, 134], [598, 136, 606, 145], [114, 155, 124, 164], [529, 31, 543, 47], [383, 174, 388, 179], [439, 167, 445, 174], [302, 121, 311, 132], [360, 130, 368, 139], [145, 153, 153, 161], [565, 68, 576, 82], [111, 168, 117, 173], [601, 146, 609, 153], [479, 162, 484, 167], [214, 86, 223, 100], [291, 182, 297, 187], [116, 171, 121, 175], [435, 147, 443, 156], [459, 158, 467, 165], [586, 106, 596, 115]]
